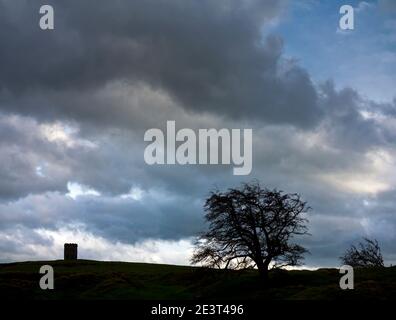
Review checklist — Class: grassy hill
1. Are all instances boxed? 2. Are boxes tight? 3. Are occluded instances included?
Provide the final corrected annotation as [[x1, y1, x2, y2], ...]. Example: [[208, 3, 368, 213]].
[[0, 260, 395, 300]]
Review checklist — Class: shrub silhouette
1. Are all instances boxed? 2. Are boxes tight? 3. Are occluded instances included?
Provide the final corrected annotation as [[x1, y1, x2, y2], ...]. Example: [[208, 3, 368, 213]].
[[340, 238, 384, 267]]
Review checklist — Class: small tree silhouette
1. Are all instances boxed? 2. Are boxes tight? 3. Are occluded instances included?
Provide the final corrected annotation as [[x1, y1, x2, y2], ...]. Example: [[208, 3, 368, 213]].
[[191, 182, 310, 281], [340, 238, 384, 267]]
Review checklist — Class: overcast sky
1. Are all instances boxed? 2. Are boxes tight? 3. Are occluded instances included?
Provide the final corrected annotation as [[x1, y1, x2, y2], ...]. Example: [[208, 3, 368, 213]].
[[0, 0, 395, 267]]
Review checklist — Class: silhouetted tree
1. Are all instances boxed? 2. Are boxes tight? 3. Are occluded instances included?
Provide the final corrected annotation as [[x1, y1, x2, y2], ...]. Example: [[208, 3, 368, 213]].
[[340, 238, 384, 267], [191, 182, 310, 281]]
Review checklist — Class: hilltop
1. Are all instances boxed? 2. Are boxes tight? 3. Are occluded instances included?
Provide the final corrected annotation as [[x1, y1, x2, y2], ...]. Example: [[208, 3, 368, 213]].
[[0, 260, 395, 300]]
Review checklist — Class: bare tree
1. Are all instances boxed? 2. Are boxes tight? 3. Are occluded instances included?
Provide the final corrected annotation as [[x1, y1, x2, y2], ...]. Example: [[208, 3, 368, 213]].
[[191, 182, 310, 281], [340, 238, 385, 267]]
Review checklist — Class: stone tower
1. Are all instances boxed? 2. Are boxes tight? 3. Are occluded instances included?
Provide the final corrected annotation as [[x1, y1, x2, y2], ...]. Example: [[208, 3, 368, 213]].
[[64, 243, 78, 260]]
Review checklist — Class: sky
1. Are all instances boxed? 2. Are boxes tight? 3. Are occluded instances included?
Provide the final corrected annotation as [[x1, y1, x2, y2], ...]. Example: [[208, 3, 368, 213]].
[[0, 0, 395, 268]]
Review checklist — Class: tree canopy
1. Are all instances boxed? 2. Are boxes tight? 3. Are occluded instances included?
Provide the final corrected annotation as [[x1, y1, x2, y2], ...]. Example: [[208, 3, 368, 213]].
[[191, 182, 310, 280]]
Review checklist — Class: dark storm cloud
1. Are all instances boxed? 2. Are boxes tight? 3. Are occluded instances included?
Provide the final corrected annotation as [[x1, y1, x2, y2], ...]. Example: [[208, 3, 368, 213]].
[[0, 0, 323, 128]]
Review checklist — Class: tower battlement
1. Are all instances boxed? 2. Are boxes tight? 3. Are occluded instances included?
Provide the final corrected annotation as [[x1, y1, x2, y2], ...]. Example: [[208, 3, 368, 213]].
[[64, 243, 78, 260]]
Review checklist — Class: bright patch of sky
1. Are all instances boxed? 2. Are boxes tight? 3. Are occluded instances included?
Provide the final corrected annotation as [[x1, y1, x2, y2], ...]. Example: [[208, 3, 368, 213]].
[[272, 0, 396, 102], [66, 182, 101, 199]]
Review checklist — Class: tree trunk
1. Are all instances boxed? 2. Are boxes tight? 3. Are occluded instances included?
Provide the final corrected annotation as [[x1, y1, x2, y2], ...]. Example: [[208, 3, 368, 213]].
[[257, 262, 269, 283]]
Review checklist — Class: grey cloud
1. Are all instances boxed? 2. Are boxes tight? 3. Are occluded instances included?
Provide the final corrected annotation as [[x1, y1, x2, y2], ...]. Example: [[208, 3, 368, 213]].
[[0, 189, 203, 244], [0, 114, 70, 199], [379, 0, 396, 12], [319, 81, 390, 150]]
